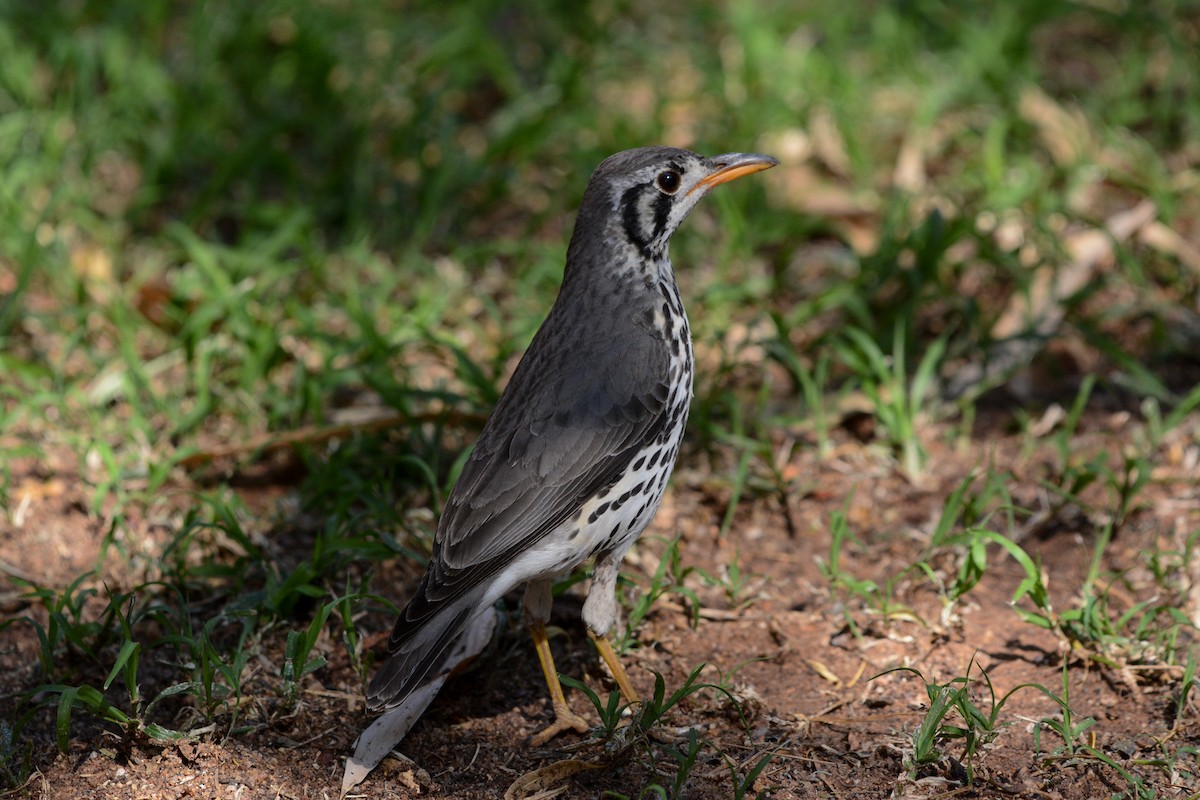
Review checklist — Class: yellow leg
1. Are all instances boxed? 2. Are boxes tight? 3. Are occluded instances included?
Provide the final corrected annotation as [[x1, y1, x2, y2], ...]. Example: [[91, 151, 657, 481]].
[[589, 631, 639, 703], [528, 620, 589, 745]]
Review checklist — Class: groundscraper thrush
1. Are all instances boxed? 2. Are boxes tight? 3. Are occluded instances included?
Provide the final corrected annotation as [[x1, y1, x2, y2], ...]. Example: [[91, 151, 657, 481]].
[[367, 146, 777, 744]]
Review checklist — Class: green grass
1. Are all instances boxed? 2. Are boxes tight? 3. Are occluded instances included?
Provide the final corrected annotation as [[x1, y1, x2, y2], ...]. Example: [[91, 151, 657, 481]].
[[564, 664, 773, 800], [1, 0, 1199, 796]]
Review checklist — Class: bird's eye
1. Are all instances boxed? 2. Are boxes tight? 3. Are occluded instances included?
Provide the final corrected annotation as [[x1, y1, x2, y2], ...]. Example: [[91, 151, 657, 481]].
[[655, 170, 681, 194]]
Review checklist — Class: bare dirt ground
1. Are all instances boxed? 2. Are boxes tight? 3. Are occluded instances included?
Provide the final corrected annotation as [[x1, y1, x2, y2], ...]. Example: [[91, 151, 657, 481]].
[[3, 400, 1199, 799]]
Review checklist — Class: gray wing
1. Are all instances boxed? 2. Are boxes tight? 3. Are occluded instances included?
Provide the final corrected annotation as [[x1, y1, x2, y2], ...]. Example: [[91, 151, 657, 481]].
[[383, 312, 671, 650], [442, 333, 671, 568]]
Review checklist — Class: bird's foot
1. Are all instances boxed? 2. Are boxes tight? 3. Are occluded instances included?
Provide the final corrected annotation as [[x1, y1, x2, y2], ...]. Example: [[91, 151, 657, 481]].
[[530, 705, 589, 747]]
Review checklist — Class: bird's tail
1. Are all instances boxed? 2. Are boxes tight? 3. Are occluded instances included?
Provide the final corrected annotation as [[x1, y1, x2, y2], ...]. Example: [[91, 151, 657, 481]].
[[365, 585, 489, 712]]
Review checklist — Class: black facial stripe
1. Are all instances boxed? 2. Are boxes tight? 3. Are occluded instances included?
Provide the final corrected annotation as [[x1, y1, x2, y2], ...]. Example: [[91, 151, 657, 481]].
[[651, 189, 673, 239], [621, 185, 652, 258]]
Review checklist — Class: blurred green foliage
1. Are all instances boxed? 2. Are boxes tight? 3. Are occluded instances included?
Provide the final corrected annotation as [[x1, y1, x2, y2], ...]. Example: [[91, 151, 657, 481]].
[[2, 0, 1194, 254], [0, 0, 1197, 530]]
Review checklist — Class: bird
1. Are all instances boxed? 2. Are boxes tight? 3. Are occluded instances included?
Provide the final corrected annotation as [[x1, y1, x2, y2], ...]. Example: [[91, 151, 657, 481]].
[[367, 146, 777, 745]]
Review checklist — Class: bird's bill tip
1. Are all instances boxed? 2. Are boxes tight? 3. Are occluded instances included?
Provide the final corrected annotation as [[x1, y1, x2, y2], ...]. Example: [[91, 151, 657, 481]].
[[690, 153, 779, 194]]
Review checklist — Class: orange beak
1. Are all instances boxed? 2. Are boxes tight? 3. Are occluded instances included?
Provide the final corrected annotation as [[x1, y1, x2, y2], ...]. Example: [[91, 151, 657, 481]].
[[689, 153, 779, 195]]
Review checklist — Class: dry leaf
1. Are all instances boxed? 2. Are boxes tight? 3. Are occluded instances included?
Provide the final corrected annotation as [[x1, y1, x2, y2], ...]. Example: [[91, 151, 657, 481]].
[[504, 759, 602, 800], [893, 129, 928, 192], [1019, 85, 1094, 165], [806, 659, 840, 685], [1140, 220, 1200, 274], [809, 105, 852, 177]]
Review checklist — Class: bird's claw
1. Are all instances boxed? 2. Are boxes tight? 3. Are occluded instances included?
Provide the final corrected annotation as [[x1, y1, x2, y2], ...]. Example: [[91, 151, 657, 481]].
[[530, 707, 589, 746]]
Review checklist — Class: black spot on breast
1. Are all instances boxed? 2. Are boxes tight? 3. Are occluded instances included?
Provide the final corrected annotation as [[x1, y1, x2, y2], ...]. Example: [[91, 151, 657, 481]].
[[633, 456, 646, 470], [588, 501, 611, 524]]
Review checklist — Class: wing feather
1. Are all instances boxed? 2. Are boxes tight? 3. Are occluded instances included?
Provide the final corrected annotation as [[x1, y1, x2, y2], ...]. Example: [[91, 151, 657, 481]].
[[383, 306, 670, 653]]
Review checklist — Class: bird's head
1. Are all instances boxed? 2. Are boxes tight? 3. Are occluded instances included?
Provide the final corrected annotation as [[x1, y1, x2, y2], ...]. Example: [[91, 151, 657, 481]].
[[570, 146, 778, 264]]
